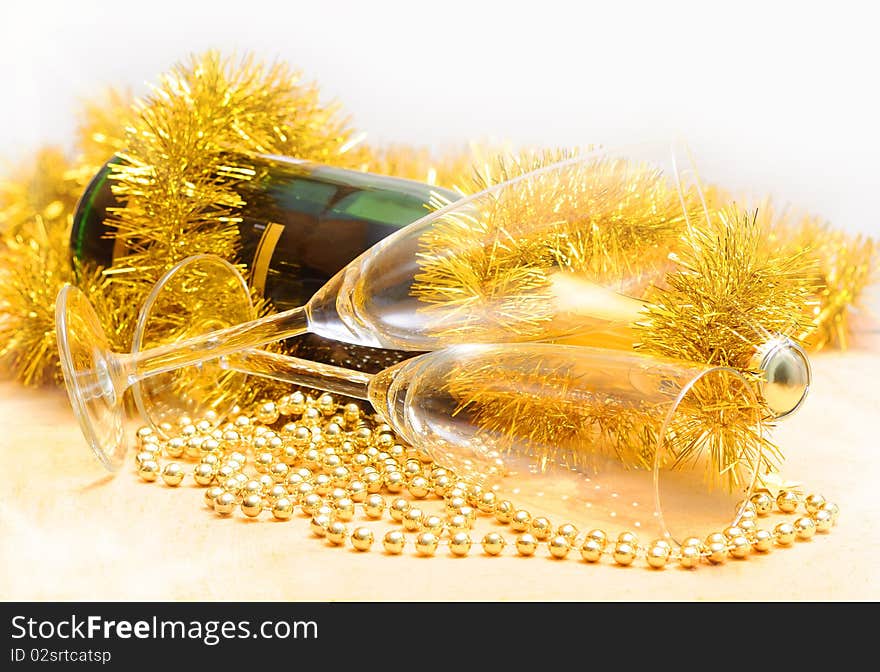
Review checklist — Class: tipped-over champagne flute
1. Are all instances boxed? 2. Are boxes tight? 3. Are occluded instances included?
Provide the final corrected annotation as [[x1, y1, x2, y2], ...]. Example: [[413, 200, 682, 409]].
[[132, 258, 770, 543]]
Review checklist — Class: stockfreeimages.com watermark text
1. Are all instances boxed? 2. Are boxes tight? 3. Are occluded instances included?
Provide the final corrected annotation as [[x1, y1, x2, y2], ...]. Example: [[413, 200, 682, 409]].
[[10, 614, 318, 648]]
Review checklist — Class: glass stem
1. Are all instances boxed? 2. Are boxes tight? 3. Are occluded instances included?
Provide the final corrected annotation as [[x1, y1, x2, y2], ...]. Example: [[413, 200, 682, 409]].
[[121, 304, 311, 384], [221, 349, 373, 401]]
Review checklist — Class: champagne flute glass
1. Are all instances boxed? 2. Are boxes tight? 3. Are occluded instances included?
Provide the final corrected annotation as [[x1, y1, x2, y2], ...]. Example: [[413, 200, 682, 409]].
[[58, 142, 705, 470]]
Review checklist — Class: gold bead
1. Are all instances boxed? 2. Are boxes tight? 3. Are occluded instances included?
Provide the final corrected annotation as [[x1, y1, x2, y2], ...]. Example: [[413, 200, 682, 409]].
[[646, 545, 669, 569], [161, 462, 184, 487], [723, 526, 744, 540], [137, 459, 160, 482], [494, 500, 514, 524], [389, 498, 410, 522], [363, 472, 383, 493], [408, 476, 430, 499], [705, 532, 726, 546], [812, 509, 833, 533], [301, 493, 324, 516], [749, 492, 773, 516], [557, 524, 578, 543], [776, 490, 799, 513], [343, 403, 361, 425], [255, 401, 279, 425], [326, 521, 347, 545], [272, 497, 295, 520], [350, 527, 373, 551], [774, 522, 796, 545], [705, 541, 727, 564], [678, 545, 701, 568], [449, 532, 472, 556], [192, 463, 215, 486], [269, 462, 289, 483], [729, 536, 751, 559], [738, 518, 757, 534], [415, 532, 439, 556], [515, 533, 538, 556], [213, 492, 236, 516], [820, 501, 840, 523], [136, 426, 154, 442], [313, 474, 332, 495], [447, 514, 470, 532], [548, 535, 571, 559], [682, 536, 702, 549], [804, 494, 826, 515], [385, 471, 405, 493], [482, 533, 506, 556], [751, 529, 773, 552], [446, 496, 467, 513], [266, 484, 287, 502], [580, 539, 603, 563], [613, 542, 636, 566], [383, 530, 406, 554], [402, 508, 424, 532], [135, 450, 156, 465], [317, 393, 336, 417], [530, 517, 553, 541], [477, 491, 497, 513], [204, 486, 224, 508], [334, 498, 355, 522], [794, 516, 816, 540], [422, 515, 444, 534], [617, 531, 638, 547], [165, 437, 185, 458], [458, 505, 476, 522], [310, 514, 331, 537], [433, 475, 453, 496], [241, 494, 263, 518], [347, 480, 367, 503], [363, 494, 386, 519], [586, 529, 608, 549], [511, 510, 532, 532]]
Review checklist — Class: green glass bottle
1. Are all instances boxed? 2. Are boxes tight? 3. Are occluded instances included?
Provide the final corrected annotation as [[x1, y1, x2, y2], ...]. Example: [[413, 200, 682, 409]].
[[71, 153, 459, 371]]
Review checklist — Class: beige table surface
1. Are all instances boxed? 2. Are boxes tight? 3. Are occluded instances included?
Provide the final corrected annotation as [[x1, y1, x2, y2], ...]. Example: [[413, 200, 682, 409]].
[[1, 346, 878, 602]]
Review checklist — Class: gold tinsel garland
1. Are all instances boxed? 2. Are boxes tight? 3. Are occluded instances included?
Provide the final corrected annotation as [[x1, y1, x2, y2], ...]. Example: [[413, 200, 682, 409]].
[[0, 50, 876, 395]]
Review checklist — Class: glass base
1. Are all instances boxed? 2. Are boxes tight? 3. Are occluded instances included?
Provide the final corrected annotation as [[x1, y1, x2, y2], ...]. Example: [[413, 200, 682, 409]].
[[56, 284, 127, 471], [132, 255, 255, 436]]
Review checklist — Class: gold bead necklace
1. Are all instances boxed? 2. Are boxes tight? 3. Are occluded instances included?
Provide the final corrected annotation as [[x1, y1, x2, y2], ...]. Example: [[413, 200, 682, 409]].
[[133, 391, 839, 570]]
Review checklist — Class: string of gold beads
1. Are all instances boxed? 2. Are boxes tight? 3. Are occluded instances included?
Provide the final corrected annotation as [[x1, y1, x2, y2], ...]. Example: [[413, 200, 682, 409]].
[[132, 391, 839, 569]]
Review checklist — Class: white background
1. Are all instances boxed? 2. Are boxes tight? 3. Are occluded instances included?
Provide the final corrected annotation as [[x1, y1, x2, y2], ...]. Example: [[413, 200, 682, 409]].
[[1, 0, 877, 235]]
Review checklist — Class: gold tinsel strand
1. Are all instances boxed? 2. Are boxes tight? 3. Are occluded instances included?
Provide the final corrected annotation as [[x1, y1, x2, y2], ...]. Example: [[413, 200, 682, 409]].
[[410, 151, 699, 340]]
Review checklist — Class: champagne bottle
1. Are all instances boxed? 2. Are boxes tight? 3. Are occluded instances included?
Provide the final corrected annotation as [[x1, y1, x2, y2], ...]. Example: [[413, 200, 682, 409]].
[[71, 153, 459, 371]]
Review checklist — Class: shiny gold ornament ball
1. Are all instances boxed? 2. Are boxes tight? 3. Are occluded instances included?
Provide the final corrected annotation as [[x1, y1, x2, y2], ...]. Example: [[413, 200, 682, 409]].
[[804, 494, 826, 515], [494, 500, 514, 524], [729, 536, 751, 559], [705, 542, 727, 564], [774, 522, 796, 545], [415, 532, 439, 556], [515, 533, 538, 557], [813, 509, 833, 532], [587, 529, 608, 549], [794, 516, 816, 539], [213, 492, 236, 516], [580, 539, 603, 563], [351, 527, 374, 552], [383, 530, 406, 555], [481, 533, 505, 556], [241, 494, 263, 518], [646, 545, 669, 569], [678, 545, 701, 568], [363, 494, 386, 519], [749, 492, 773, 516], [204, 486, 224, 508], [334, 498, 355, 522], [557, 524, 578, 543], [389, 498, 410, 522], [776, 491, 799, 514], [272, 497, 295, 521], [326, 521, 347, 546], [449, 532, 472, 556], [408, 476, 430, 499], [511, 510, 532, 532], [751, 529, 773, 552], [530, 517, 553, 542], [137, 460, 159, 482], [422, 515, 444, 534], [402, 508, 424, 532], [820, 501, 840, 523], [548, 536, 571, 559], [193, 463, 215, 486], [310, 514, 331, 537], [161, 462, 184, 487], [613, 542, 636, 566], [617, 531, 638, 547]]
